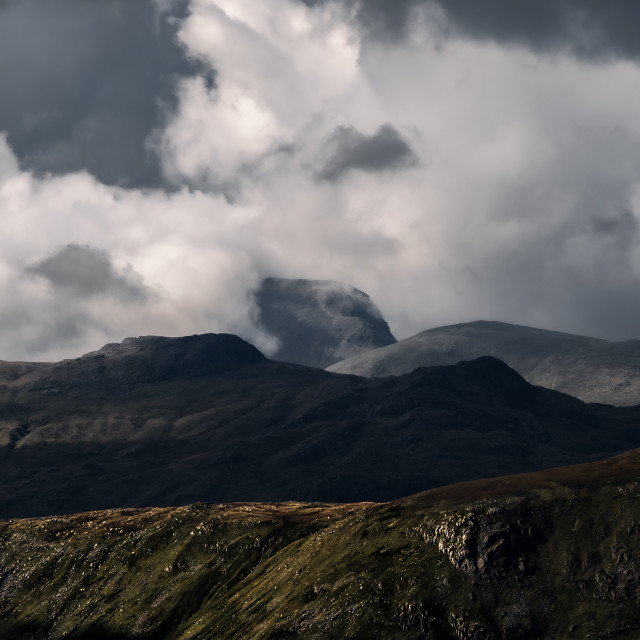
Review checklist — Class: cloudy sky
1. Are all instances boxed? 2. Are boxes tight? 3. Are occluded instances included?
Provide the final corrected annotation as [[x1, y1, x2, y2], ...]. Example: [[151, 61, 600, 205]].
[[2, 0, 640, 360]]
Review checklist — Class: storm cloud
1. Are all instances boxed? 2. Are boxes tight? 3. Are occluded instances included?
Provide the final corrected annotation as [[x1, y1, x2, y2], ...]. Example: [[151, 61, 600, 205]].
[[432, 0, 640, 60], [0, 0, 208, 188], [26, 244, 149, 302], [321, 0, 640, 62], [316, 124, 418, 182]]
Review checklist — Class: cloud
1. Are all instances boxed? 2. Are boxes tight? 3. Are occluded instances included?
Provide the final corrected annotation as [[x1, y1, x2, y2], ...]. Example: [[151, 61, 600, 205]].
[[26, 244, 149, 301], [156, 0, 362, 193], [0, 0, 206, 189], [302, 0, 640, 63], [316, 124, 418, 182], [137, 0, 640, 344], [3, 0, 640, 362], [433, 0, 640, 61], [0, 135, 275, 361]]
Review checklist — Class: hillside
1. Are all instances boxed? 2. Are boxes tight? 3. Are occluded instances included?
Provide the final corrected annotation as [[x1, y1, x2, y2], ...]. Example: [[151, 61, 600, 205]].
[[3, 450, 640, 638], [328, 320, 640, 405], [2, 333, 640, 518]]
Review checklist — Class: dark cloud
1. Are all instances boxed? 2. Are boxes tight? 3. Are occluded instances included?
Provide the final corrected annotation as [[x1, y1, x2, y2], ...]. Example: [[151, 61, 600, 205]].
[[316, 124, 418, 182], [0, 0, 212, 189], [301, 0, 415, 40], [590, 209, 638, 240], [305, 0, 640, 61], [432, 0, 640, 60], [347, 0, 418, 41], [477, 224, 640, 341], [26, 244, 148, 302]]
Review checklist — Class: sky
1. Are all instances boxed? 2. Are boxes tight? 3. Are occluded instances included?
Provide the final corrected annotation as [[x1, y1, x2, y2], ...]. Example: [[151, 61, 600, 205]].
[[2, 0, 640, 360]]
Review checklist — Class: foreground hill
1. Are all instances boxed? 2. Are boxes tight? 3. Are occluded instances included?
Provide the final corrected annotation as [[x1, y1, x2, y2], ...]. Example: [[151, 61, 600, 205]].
[[3, 450, 640, 639], [328, 320, 640, 405], [255, 277, 396, 368], [2, 333, 640, 519]]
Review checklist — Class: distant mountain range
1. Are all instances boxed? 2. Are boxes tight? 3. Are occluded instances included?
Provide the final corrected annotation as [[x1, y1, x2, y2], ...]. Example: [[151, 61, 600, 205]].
[[254, 277, 396, 368], [4, 449, 640, 639], [2, 332, 640, 519], [328, 319, 640, 406], [254, 279, 640, 406]]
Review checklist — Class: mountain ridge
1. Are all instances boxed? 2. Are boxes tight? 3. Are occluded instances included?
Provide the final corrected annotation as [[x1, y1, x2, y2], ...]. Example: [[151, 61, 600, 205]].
[[2, 332, 640, 518], [328, 319, 640, 405], [22, 333, 265, 395]]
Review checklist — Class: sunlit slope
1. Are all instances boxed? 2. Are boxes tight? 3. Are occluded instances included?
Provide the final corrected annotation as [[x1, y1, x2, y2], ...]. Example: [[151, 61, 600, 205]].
[[4, 450, 640, 638], [328, 320, 640, 405]]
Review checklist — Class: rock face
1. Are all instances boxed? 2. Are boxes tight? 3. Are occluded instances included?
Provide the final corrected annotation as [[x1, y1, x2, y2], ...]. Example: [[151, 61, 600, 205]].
[[328, 320, 640, 406], [420, 498, 543, 577], [255, 277, 396, 368]]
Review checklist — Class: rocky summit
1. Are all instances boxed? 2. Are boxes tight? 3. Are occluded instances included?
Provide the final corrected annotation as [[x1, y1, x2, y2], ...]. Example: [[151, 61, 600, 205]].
[[255, 277, 396, 368], [26, 333, 266, 395], [3, 450, 640, 639]]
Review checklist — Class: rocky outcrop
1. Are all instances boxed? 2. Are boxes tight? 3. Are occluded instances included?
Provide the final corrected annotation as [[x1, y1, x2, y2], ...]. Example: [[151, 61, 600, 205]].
[[419, 498, 544, 577]]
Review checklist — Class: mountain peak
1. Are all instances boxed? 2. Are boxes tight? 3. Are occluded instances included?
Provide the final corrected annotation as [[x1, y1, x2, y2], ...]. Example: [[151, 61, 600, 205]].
[[30, 333, 265, 394], [256, 277, 396, 368]]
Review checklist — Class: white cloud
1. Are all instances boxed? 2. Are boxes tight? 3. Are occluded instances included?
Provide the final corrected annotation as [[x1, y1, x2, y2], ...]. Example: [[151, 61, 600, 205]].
[[158, 0, 361, 190], [157, 1, 640, 341], [0, 136, 271, 360]]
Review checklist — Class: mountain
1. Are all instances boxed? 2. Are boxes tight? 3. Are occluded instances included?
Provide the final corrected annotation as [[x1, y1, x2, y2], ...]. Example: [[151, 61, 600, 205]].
[[2, 332, 640, 519], [4, 449, 640, 639], [26, 332, 265, 393], [254, 277, 396, 368], [328, 319, 640, 405]]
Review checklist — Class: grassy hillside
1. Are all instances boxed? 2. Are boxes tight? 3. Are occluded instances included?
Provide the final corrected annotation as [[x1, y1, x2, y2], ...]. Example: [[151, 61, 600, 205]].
[[3, 450, 640, 638]]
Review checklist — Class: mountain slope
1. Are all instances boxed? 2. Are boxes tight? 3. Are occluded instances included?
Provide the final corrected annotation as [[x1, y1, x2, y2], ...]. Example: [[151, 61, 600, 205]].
[[327, 320, 640, 405], [3, 450, 640, 639], [2, 333, 640, 518], [25, 332, 265, 394], [255, 277, 396, 368]]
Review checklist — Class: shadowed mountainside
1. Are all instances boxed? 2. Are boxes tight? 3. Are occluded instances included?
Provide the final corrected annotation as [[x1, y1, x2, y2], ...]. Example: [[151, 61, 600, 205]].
[[25, 332, 265, 394], [255, 277, 396, 368], [328, 320, 640, 405], [2, 333, 640, 519], [4, 450, 640, 638]]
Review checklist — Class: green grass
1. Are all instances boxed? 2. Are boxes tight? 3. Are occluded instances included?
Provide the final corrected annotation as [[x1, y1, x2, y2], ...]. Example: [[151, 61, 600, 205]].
[[4, 453, 640, 638]]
